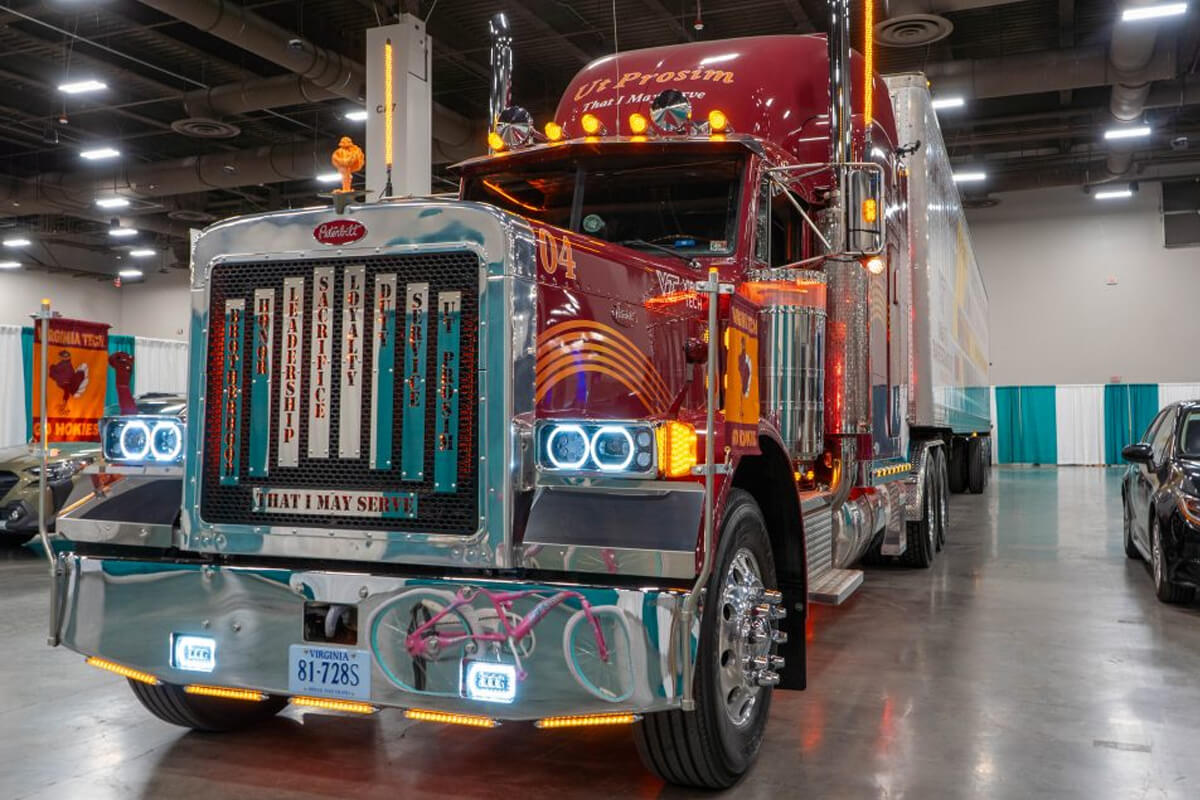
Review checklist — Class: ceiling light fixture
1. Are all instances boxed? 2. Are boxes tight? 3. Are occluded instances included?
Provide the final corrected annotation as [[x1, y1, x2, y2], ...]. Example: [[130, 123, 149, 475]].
[[129, 248, 156, 257], [118, 268, 143, 279], [58, 79, 108, 94], [1121, 3, 1188, 21], [96, 197, 130, 209], [0, 260, 21, 270], [109, 227, 138, 238], [931, 96, 965, 110], [81, 147, 120, 160], [344, 109, 368, 122], [3, 238, 31, 247], [316, 172, 341, 183], [1095, 188, 1134, 199], [953, 171, 987, 183], [1104, 125, 1152, 140]]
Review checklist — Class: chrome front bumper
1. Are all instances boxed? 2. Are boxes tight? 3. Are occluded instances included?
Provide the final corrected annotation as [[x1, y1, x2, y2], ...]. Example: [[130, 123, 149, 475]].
[[57, 556, 690, 720]]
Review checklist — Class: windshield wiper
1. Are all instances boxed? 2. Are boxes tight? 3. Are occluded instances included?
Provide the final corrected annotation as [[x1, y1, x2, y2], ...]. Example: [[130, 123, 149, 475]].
[[618, 239, 700, 269]]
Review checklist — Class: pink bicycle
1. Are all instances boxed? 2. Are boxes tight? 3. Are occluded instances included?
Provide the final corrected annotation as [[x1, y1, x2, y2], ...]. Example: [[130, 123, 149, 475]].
[[369, 585, 634, 702]]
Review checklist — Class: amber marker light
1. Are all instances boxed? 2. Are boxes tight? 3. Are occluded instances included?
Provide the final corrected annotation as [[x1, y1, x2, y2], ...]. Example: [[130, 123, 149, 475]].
[[544, 121, 563, 141], [580, 113, 602, 135], [656, 420, 699, 478], [487, 130, 506, 152], [290, 696, 378, 714], [628, 113, 648, 135], [861, 198, 878, 224], [85, 656, 159, 685], [405, 708, 500, 728], [535, 712, 642, 729], [184, 685, 266, 702], [707, 109, 728, 133]]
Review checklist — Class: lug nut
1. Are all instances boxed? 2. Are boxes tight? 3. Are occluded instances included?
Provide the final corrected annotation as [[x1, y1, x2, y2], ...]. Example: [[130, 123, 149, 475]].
[[771, 630, 789, 645], [753, 604, 787, 620], [760, 589, 783, 605], [769, 655, 786, 670], [756, 670, 781, 687]]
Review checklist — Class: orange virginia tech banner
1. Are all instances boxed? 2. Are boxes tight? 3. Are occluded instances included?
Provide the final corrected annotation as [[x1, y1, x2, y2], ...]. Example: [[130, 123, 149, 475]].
[[32, 318, 111, 443], [724, 294, 760, 452]]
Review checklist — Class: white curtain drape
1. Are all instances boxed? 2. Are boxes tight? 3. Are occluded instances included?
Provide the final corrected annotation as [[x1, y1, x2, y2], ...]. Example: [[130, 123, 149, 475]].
[[133, 337, 188, 395], [0, 325, 24, 447], [989, 386, 999, 464], [1159, 383, 1200, 409], [1054, 384, 1105, 465]]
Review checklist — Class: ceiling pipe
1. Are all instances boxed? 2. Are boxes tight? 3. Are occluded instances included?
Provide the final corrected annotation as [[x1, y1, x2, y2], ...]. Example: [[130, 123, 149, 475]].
[[0, 139, 333, 219], [134, 0, 362, 100], [923, 44, 1175, 100], [1105, 1, 1172, 176], [182, 74, 344, 118]]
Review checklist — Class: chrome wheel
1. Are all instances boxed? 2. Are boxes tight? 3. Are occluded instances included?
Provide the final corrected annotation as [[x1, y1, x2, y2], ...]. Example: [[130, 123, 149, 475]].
[[715, 548, 781, 728]]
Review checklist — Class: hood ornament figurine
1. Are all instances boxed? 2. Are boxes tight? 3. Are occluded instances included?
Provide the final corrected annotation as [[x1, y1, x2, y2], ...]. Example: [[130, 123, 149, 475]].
[[331, 136, 365, 194]]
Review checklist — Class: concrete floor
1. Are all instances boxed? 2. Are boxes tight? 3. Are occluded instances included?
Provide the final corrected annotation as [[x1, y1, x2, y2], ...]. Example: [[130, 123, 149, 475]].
[[2, 466, 1199, 799]]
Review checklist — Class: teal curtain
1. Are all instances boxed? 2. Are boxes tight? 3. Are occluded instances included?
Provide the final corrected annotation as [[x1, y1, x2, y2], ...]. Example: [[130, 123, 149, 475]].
[[20, 326, 32, 441], [107, 335, 135, 410], [994, 385, 1057, 464], [1104, 383, 1160, 464]]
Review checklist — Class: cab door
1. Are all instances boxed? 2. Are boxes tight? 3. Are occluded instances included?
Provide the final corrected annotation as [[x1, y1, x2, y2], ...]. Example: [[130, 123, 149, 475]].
[[1132, 408, 1175, 552]]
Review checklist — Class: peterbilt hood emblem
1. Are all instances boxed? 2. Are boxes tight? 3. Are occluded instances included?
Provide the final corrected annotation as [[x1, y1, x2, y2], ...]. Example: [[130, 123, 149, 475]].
[[314, 219, 366, 245]]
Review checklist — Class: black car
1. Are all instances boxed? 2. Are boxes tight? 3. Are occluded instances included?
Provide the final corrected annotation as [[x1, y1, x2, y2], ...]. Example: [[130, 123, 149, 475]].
[[1122, 400, 1200, 603]]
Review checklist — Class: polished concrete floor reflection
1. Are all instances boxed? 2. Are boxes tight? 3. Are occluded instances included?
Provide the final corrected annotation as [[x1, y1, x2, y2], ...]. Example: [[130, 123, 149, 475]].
[[3, 467, 1199, 799]]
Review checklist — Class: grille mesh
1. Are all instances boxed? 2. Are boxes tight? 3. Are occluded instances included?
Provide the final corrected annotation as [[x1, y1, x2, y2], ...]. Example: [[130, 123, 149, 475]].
[[201, 253, 480, 534]]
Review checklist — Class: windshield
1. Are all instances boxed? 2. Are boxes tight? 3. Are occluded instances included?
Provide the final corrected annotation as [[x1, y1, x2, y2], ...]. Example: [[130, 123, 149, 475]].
[[464, 153, 744, 256], [1181, 410, 1200, 458]]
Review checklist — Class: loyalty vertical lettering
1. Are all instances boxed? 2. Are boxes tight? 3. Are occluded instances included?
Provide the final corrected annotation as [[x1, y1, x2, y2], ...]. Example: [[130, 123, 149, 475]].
[[278, 277, 304, 468], [308, 267, 334, 458], [339, 265, 366, 458]]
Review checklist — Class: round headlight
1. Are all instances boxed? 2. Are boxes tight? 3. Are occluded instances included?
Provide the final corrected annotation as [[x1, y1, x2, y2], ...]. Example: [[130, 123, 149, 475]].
[[151, 421, 182, 461], [590, 426, 635, 471], [546, 424, 589, 470], [119, 420, 151, 461]]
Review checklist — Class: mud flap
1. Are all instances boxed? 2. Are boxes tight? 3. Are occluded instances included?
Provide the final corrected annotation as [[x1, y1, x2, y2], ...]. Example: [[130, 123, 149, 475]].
[[775, 576, 807, 690]]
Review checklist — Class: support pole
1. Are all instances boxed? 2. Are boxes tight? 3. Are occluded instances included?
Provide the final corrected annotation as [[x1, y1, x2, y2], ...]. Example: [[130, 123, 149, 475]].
[[366, 15, 432, 198], [33, 299, 63, 646]]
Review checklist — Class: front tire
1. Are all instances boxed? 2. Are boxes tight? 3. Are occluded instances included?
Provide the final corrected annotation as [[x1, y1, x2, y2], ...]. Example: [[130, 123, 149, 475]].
[[1151, 517, 1195, 604], [128, 680, 287, 732], [634, 489, 778, 789], [1122, 494, 1140, 560]]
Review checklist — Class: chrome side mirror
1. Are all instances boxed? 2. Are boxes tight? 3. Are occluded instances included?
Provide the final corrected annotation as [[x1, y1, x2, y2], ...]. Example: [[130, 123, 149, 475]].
[[846, 165, 884, 255]]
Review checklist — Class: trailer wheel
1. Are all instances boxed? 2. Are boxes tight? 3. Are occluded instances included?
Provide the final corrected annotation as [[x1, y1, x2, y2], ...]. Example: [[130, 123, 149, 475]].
[[128, 679, 287, 732], [933, 448, 948, 552], [947, 439, 967, 494], [634, 489, 777, 790], [902, 458, 937, 568], [966, 437, 987, 494]]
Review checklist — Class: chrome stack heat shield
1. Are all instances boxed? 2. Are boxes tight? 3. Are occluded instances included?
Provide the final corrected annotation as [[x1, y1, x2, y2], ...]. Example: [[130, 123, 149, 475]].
[[745, 269, 827, 460]]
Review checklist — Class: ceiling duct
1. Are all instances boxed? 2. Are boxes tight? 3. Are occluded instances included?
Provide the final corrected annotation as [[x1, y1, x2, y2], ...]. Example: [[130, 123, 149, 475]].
[[876, 0, 1026, 48], [1105, 2, 1171, 176]]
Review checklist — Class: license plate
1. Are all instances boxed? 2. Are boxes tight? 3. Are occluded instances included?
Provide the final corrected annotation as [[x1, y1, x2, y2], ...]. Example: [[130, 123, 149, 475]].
[[288, 644, 371, 701]]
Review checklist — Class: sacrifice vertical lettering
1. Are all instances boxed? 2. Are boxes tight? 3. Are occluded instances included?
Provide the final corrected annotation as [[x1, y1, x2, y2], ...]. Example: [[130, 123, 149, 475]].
[[308, 267, 334, 458]]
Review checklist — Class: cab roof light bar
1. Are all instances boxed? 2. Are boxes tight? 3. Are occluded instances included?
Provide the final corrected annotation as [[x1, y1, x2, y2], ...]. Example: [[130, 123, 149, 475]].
[[85, 656, 159, 685]]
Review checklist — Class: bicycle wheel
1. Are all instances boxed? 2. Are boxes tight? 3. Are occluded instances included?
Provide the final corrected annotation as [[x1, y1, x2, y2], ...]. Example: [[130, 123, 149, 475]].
[[563, 605, 635, 703], [370, 588, 475, 697]]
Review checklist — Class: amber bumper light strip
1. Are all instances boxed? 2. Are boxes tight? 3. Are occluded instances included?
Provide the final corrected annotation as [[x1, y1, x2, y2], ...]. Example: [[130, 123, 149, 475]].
[[85, 656, 159, 685], [184, 685, 266, 702], [290, 696, 378, 714], [534, 712, 642, 729], [404, 708, 500, 728]]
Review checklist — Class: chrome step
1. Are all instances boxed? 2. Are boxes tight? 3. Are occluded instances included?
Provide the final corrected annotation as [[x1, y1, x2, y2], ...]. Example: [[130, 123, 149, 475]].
[[808, 567, 864, 605]]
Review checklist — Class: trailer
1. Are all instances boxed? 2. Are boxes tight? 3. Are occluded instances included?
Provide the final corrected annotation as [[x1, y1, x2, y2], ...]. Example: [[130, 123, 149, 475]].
[[50, 2, 988, 789]]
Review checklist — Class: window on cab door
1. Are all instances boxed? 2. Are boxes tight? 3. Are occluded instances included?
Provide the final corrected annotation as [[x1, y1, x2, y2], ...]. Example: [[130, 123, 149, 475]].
[[1151, 408, 1178, 465], [755, 178, 808, 268]]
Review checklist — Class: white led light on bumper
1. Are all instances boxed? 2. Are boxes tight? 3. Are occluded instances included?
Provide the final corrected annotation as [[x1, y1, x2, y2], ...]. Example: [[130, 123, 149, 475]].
[[103, 416, 186, 464], [536, 421, 657, 477], [171, 634, 216, 673]]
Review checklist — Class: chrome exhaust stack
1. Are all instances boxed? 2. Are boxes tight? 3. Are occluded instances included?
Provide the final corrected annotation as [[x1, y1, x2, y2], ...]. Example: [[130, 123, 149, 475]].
[[488, 13, 513, 136]]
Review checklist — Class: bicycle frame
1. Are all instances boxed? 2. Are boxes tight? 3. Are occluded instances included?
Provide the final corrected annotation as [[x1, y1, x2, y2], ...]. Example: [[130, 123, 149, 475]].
[[404, 587, 610, 680]]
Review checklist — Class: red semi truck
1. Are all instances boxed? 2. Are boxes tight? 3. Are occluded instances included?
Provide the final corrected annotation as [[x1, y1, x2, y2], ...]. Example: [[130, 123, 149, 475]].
[[51, 2, 989, 789]]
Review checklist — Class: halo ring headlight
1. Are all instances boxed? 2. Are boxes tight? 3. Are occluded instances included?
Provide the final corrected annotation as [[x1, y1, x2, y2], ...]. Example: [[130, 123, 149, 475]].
[[546, 424, 589, 470], [119, 420, 151, 461], [590, 426, 635, 472], [150, 420, 183, 462]]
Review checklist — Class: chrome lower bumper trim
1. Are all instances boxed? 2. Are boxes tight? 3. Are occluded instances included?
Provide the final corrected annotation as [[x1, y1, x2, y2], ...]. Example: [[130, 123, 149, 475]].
[[58, 555, 690, 720]]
